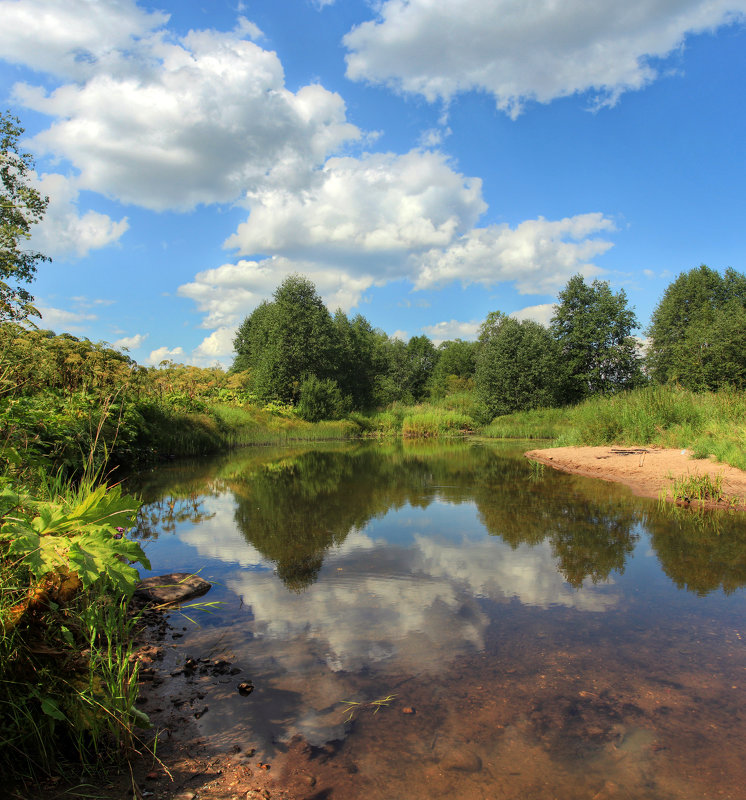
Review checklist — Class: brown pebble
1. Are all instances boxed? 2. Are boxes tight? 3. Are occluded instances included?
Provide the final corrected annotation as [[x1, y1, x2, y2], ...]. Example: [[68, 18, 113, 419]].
[[402, 706, 416, 714], [238, 681, 254, 696]]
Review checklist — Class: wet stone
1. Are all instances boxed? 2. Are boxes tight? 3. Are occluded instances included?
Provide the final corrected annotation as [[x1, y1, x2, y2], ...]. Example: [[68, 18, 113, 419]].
[[134, 573, 212, 605]]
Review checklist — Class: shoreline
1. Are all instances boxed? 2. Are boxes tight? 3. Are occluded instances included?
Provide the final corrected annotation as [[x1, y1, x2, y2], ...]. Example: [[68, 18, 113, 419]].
[[525, 445, 746, 510]]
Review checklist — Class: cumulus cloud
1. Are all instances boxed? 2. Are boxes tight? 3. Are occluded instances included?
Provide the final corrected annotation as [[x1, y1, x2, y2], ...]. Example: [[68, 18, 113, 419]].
[[4, 4, 360, 210], [178, 255, 383, 352], [225, 150, 486, 265], [30, 173, 129, 258], [183, 206, 614, 343], [344, 0, 746, 117], [510, 303, 556, 327], [112, 333, 148, 351], [0, 0, 168, 79], [146, 345, 184, 365], [414, 214, 615, 294], [420, 319, 481, 345], [34, 304, 97, 331]]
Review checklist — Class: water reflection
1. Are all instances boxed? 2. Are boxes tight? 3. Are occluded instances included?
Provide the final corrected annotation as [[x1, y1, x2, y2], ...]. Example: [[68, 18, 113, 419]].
[[131, 441, 746, 800], [133, 441, 746, 596]]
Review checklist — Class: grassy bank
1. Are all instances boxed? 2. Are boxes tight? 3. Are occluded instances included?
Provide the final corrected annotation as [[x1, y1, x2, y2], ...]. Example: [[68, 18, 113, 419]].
[[0, 475, 150, 786], [482, 385, 746, 471]]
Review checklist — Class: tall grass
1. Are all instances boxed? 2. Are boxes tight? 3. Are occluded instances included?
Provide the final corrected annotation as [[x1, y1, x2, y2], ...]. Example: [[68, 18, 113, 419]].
[[367, 401, 476, 438], [481, 385, 746, 471], [0, 473, 151, 786]]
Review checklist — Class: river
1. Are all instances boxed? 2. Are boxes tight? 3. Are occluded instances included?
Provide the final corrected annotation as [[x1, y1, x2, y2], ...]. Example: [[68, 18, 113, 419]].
[[130, 440, 746, 800]]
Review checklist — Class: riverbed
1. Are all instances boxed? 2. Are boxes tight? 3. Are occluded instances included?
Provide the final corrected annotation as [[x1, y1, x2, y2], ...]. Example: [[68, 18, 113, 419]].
[[130, 440, 746, 800]]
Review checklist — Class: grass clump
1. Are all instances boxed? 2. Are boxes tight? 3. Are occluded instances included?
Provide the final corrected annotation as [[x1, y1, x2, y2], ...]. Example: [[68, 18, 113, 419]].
[[661, 472, 730, 507], [0, 476, 152, 786], [482, 385, 746, 472]]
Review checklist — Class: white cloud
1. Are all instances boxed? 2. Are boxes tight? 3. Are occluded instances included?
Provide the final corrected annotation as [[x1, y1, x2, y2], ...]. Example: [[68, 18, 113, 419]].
[[344, 0, 746, 117], [190, 327, 238, 366], [510, 303, 556, 327], [5, 6, 360, 210], [112, 332, 148, 351], [30, 173, 128, 258], [0, 0, 168, 79], [35, 304, 97, 331], [178, 256, 382, 332], [414, 213, 615, 294], [225, 150, 486, 265], [421, 319, 480, 345], [146, 345, 184, 365]]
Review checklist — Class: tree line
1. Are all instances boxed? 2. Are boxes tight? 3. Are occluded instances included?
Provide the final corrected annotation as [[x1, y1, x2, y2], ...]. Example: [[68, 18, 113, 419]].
[[232, 265, 746, 421]]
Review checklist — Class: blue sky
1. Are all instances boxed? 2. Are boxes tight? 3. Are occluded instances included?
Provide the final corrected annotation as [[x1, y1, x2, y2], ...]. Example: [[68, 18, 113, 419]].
[[1, 0, 744, 367]]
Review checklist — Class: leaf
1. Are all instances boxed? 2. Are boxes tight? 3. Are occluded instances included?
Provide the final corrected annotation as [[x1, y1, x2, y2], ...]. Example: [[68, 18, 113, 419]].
[[40, 696, 68, 722]]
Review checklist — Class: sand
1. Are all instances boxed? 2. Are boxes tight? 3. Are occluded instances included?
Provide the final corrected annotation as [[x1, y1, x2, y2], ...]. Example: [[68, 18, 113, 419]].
[[525, 445, 746, 509]]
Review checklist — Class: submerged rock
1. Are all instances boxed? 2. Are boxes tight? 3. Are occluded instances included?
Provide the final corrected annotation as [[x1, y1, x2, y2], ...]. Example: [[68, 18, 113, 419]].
[[134, 573, 212, 605]]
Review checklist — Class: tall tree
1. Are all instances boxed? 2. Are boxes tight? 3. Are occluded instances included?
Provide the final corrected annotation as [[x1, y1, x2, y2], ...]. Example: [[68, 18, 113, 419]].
[[232, 275, 338, 403], [404, 335, 439, 401], [428, 338, 477, 397], [232, 300, 276, 374], [332, 310, 382, 409], [551, 275, 642, 403], [475, 312, 562, 419], [646, 265, 746, 390], [1, 111, 49, 320]]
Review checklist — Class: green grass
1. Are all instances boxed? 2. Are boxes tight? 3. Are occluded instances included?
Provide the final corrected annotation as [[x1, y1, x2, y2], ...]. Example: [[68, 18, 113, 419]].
[[0, 476, 152, 786], [366, 402, 476, 438], [663, 472, 726, 505], [481, 385, 746, 472]]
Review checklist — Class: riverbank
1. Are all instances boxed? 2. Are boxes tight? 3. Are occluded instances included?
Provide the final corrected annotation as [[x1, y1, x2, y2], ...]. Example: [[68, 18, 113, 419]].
[[525, 446, 746, 509]]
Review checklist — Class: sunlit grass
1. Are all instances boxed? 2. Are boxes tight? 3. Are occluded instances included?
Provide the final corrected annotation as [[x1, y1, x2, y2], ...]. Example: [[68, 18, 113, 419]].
[[481, 385, 746, 471]]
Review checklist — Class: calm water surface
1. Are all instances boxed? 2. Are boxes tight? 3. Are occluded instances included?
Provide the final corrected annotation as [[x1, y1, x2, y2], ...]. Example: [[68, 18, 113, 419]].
[[130, 440, 746, 800]]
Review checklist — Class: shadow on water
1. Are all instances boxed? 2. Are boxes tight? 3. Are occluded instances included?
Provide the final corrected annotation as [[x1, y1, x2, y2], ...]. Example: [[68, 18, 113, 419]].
[[131, 440, 746, 800]]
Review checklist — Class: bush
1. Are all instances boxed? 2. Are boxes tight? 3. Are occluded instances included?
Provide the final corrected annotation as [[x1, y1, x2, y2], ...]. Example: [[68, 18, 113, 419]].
[[296, 375, 346, 422]]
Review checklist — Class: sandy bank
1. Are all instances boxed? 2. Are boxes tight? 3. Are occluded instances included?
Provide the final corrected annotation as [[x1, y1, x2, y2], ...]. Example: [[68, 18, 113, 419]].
[[525, 446, 746, 509]]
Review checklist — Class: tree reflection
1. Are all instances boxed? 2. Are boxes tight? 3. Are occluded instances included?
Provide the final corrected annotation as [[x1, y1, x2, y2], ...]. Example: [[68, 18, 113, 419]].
[[647, 509, 746, 595], [133, 441, 746, 596]]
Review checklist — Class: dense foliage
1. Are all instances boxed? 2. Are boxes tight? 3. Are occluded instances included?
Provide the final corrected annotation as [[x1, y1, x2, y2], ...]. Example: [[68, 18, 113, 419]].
[[0, 111, 49, 321], [475, 312, 563, 418], [646, 265, 746, 390], [550, 275, 643, 402]]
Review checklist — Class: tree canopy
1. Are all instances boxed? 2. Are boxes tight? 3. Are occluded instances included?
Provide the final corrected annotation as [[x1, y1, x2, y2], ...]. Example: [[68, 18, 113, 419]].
[[233, 275, 338, 403], [475, 312, 562, 418], [550, 275, 642, 403], [646, 265, 746, 390], [1, 111, 49, 321]]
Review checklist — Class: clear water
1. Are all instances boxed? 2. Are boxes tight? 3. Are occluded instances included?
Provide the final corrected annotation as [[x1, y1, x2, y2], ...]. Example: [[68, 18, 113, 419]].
[[130, 440, 746, 800]]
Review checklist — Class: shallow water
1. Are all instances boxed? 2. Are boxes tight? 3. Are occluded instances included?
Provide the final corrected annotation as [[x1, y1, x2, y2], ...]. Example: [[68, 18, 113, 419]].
[[131, 440, 746, 800]]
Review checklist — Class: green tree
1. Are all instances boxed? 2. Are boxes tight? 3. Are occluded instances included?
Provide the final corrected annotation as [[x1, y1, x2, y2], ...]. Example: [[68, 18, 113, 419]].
[[475, 312, 562, 419], [404, 335, 439, 401], [231, 300, 276, 375], [1, 111, 49, 320], [231, 275, 338, 403], [428, 338, 477, 398], [551, 275, 642, 403], [645, 265, 746, 390], [332, 310, 384, 410]]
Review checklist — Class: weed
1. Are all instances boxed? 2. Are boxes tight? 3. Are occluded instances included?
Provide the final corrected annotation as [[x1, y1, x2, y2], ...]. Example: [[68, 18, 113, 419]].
[[665, 472, 725, 505], [341, 694, 397, 722]]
